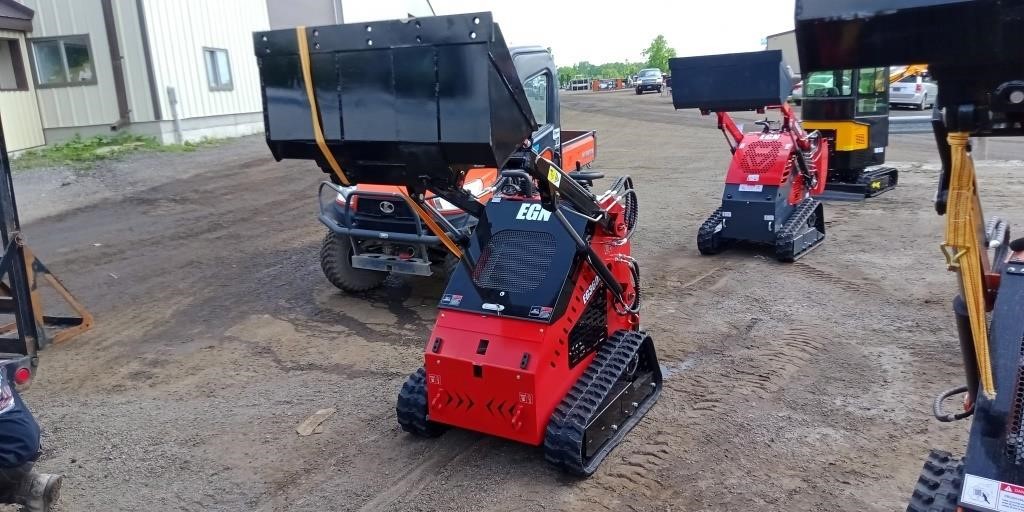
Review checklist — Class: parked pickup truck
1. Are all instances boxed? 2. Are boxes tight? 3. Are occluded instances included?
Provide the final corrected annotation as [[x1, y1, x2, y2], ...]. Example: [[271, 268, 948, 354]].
[[635, 68, 664, 94], [317, 45, 597, 293]]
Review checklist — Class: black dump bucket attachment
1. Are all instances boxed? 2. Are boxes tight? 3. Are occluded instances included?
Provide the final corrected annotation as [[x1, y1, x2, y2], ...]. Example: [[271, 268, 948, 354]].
[[669, 50, 793, 112], [795, 0, 1024, 112], [254, 12, 536, 190]]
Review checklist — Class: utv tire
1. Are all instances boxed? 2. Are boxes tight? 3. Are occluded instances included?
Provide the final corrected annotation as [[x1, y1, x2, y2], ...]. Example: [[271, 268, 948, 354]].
[[319, 231, 387, 293], [906, 450, 963, 512]]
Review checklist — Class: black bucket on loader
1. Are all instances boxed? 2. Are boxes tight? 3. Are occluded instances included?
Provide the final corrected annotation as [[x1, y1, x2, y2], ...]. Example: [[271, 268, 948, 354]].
[[795, 0, 1018, 73], [670, 50, 793, 112], [254, 12, 536, 189], [795, 0, 1024, 118]]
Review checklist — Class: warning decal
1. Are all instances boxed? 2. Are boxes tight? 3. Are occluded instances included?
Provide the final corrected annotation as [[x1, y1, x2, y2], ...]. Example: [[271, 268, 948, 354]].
[[999, 482, 1024, 511], [961, 474, 1024, 511], [547, 168, 562, 187]]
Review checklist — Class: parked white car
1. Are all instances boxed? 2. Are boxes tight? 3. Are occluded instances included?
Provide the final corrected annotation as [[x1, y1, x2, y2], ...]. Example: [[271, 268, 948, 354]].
[[890, 74, 938, 110]]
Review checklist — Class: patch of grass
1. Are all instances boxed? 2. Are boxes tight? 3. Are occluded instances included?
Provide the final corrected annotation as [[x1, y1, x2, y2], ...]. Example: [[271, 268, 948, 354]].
[[13, 133, 227, 171], [156, 137, 224, 154]]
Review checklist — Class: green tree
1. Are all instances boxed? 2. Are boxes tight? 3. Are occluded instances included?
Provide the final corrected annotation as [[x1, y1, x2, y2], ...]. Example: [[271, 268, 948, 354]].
[[642, 35, 677, 72]]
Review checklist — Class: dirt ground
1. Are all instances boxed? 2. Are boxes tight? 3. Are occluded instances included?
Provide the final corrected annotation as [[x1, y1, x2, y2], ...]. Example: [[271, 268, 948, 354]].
[[12, 91, 1024, 511]]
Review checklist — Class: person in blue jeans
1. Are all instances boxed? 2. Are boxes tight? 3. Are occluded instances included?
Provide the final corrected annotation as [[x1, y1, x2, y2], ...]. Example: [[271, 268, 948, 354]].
[[0, 366, 61, 512]]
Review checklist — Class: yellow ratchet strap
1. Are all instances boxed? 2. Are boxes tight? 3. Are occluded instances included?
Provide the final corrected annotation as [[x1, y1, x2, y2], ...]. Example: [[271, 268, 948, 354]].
[[295, 27, 462, 259], [943, 132, 995, 397], [296, 26, 350, 186]]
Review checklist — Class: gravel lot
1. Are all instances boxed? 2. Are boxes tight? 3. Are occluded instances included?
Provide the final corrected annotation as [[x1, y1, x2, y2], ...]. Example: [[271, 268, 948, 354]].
[[11, 91, 1024, 511]]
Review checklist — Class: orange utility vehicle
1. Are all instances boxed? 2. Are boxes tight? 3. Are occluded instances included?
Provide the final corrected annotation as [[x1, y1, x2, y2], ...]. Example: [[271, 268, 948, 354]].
[[315, 46, 597, 293]]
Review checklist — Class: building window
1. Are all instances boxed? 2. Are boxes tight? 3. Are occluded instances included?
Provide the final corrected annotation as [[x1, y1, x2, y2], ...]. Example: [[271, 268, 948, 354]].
[[29, 35, 96, 88], [0, 39, 27, 91], [204, 48, 233, 91]]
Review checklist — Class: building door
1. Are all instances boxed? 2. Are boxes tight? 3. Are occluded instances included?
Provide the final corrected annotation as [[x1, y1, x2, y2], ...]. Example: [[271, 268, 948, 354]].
[[0, 32, 44, 152]]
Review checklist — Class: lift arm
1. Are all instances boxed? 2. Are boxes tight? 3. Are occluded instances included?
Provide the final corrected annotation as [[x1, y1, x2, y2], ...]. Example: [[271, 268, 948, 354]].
[[531, 154, 625, 300], [714, 112, 744, 153]]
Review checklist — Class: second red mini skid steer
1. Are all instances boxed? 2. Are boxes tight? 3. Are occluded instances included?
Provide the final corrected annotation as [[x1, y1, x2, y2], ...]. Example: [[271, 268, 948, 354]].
[[671, 51, 829, 262]]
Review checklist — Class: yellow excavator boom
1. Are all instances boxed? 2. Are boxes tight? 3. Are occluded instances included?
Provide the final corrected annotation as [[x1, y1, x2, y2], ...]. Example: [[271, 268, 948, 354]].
[[889, 64, 929, 84]]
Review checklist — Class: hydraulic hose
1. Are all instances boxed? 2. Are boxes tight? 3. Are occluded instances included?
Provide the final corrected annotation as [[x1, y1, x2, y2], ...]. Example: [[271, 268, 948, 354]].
[[933, 385, 974, 422]]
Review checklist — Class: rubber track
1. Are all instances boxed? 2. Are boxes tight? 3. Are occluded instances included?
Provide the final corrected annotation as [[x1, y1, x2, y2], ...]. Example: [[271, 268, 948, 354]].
[[543, 330, 661, 476], [906, 450, 963, 512], [775, 198, 824, 262], [397, 368, 445, 438], [861, 168, 899, 198], [697, 208, 727, 255]]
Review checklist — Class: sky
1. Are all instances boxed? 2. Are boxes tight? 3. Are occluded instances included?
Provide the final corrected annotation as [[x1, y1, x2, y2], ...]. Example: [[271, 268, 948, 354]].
[[342, 0, 797, 66]]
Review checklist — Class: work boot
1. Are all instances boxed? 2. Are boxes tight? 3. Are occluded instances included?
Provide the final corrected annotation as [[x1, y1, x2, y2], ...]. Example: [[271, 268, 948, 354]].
[[19, 472, 62, 512], [0, 466, 62, 512]]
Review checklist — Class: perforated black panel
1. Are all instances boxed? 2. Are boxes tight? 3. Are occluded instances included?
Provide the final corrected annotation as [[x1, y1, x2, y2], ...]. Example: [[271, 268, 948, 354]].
[[568, 288, 607, 368], [472, 230, 556, 293], [1006, 334, 1024, 464]]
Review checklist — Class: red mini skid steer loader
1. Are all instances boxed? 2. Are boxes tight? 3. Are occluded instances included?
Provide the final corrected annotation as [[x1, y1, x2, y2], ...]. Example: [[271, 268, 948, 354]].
[[255, 12, 661, 476], [671, 51, 829, 262]]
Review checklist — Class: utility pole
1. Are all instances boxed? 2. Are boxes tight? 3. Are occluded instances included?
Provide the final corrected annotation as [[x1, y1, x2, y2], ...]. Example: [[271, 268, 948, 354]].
[[332, 0, 343, 23]]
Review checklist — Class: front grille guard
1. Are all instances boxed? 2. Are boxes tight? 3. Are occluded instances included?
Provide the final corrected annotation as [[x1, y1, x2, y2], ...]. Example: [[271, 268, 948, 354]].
[[318, 181, 472, 247]]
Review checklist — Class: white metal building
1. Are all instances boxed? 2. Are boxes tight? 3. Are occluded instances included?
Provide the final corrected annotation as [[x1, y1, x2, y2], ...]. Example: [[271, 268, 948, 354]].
[[766, 29, 800, 77], [0, 0, 44, 152], [0, 0, 428, 152], [0, 0, 271, 148], [266, 0, 342, 30]]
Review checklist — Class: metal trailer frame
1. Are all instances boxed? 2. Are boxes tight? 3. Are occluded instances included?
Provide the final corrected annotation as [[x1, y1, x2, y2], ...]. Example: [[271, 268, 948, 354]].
[[0, 118, 93, 386]]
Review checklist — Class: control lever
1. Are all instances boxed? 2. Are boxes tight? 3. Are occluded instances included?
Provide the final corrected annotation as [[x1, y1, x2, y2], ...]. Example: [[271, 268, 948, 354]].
[[568, 171, 604, 188], [568, 171, 604, 182], [499, 170, 535, 196]]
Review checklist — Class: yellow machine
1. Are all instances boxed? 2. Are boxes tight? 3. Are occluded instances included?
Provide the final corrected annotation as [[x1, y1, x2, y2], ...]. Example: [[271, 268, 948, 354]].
[[800, 64, 928, 199]]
